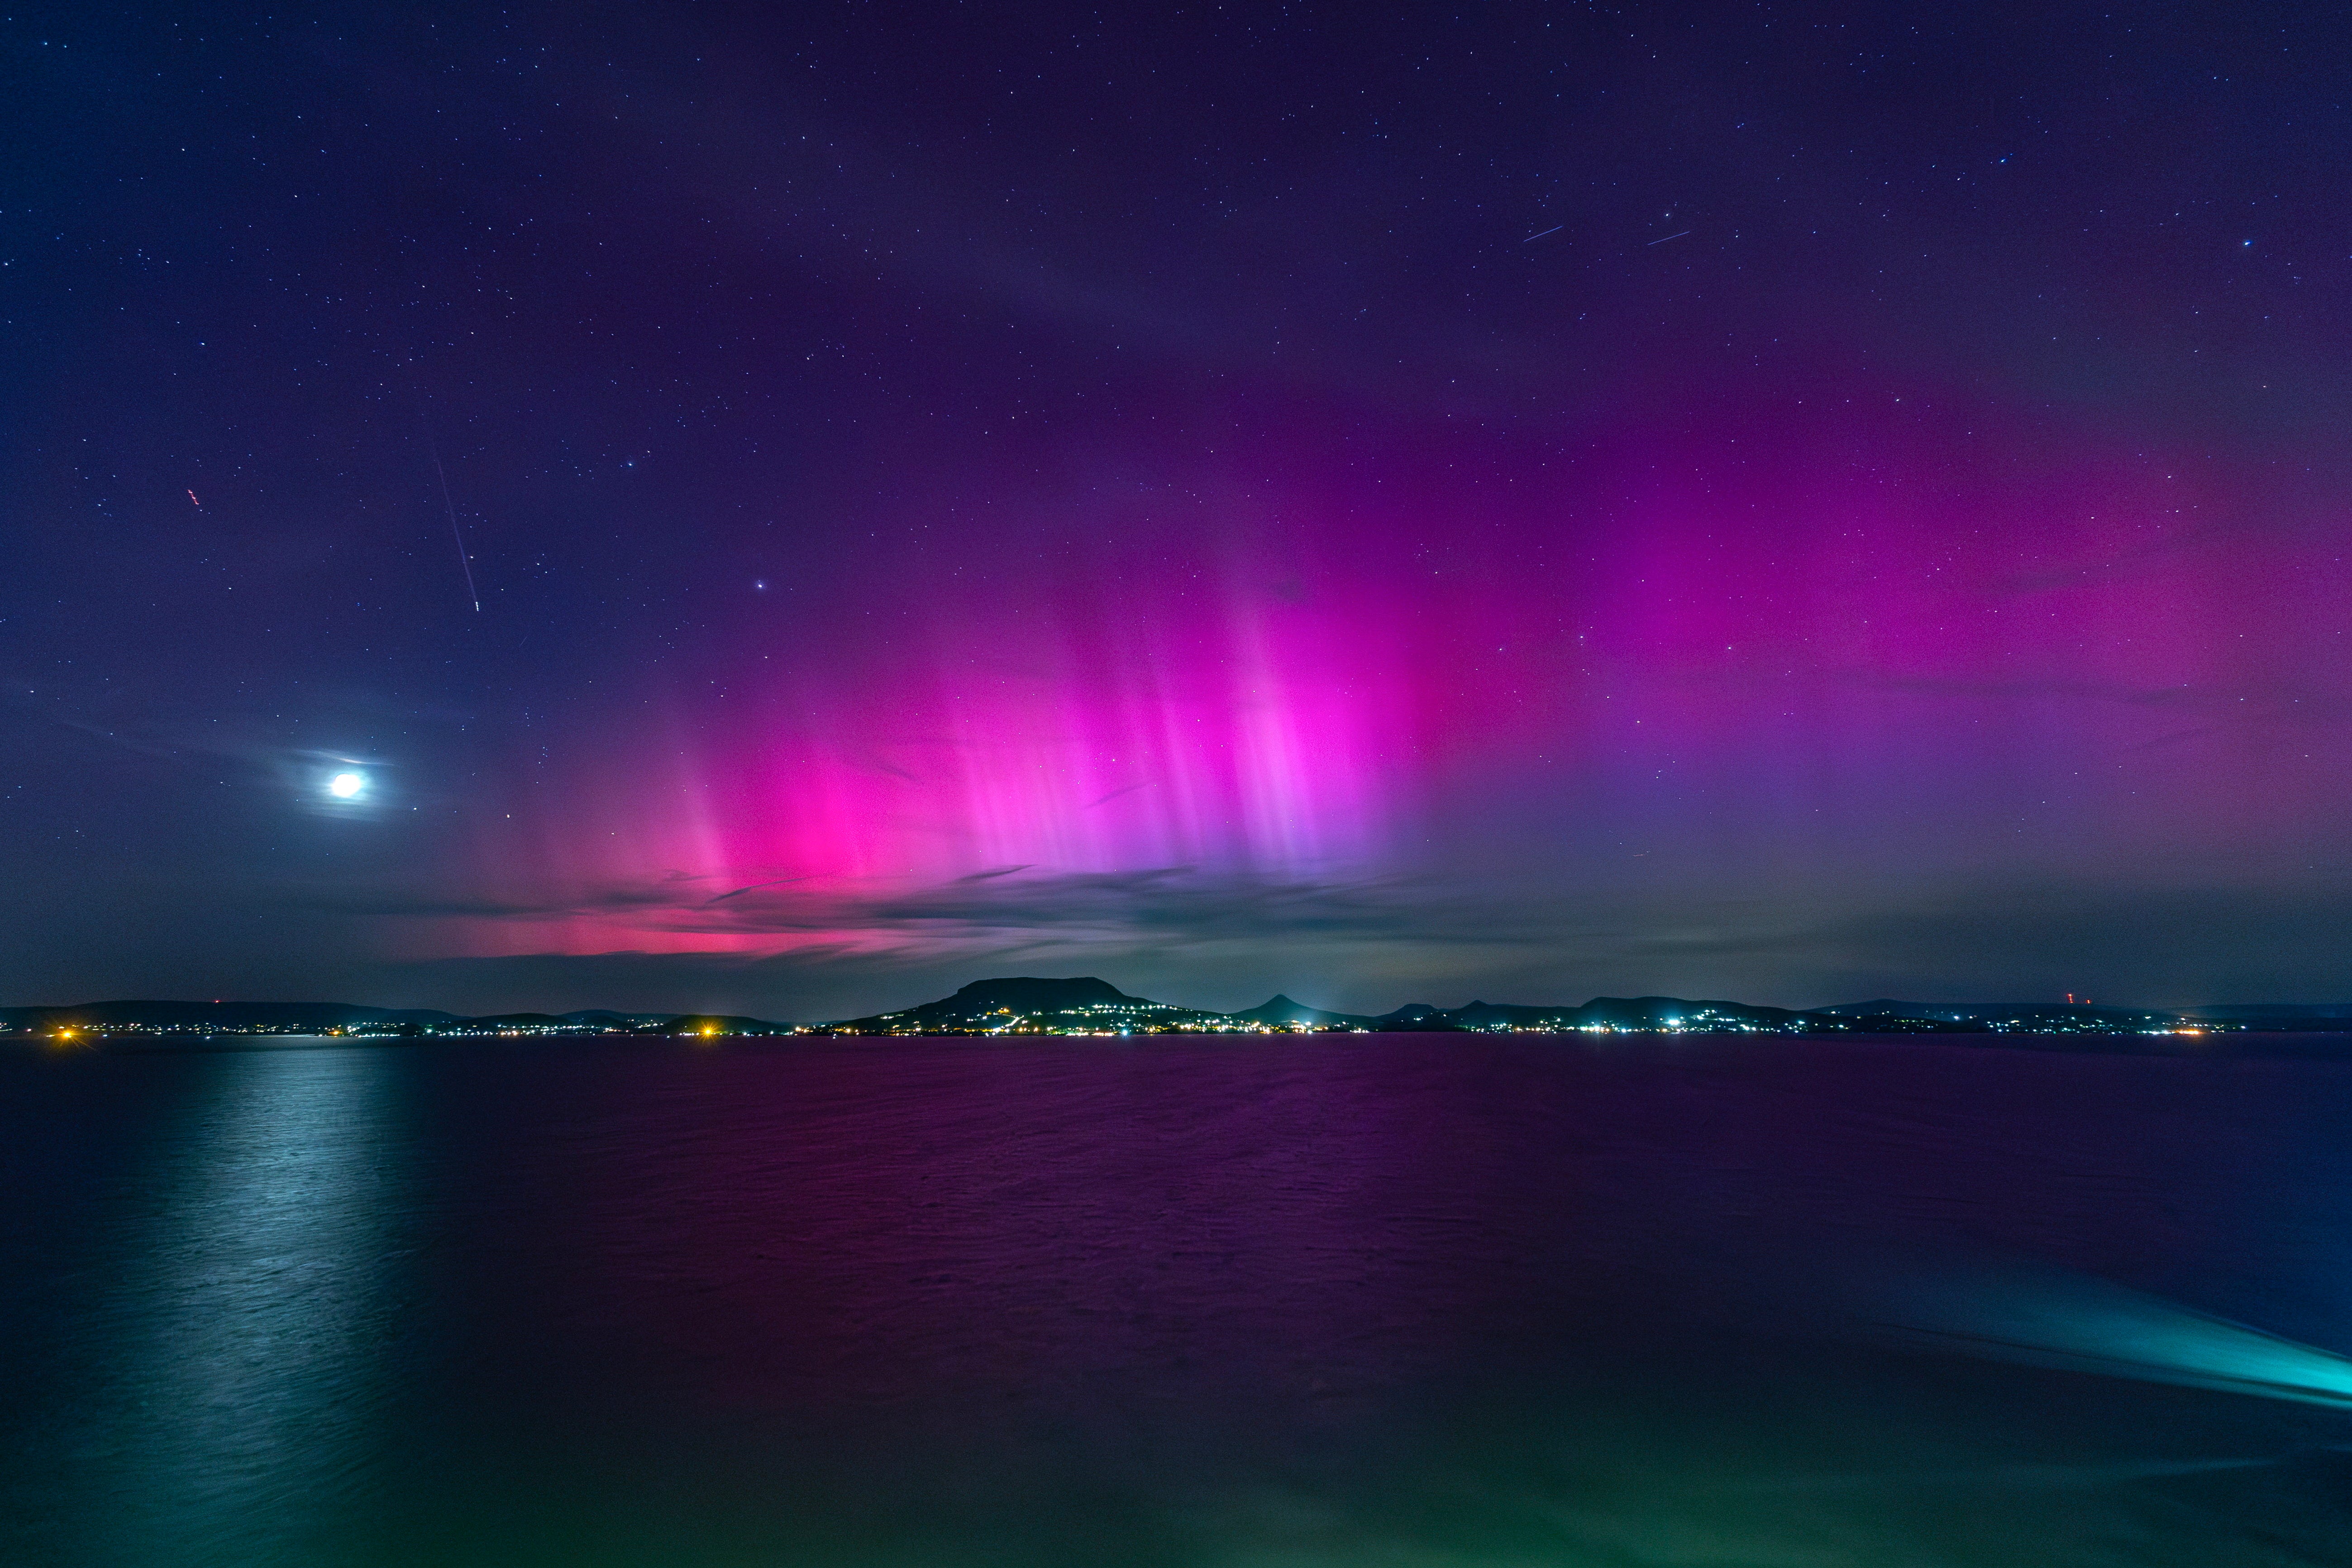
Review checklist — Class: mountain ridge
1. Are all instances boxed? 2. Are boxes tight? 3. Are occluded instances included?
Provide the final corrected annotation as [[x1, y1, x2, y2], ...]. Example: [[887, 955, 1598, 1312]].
[[14, 980, 2352, 1042]]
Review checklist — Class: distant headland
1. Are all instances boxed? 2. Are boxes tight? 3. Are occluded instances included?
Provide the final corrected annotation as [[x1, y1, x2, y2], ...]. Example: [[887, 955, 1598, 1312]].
[[9, 977, 2352, 1048]]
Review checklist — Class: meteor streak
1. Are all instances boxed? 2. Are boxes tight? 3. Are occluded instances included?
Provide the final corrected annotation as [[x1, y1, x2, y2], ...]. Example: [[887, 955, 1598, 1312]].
[[415, 395, 481, 613]]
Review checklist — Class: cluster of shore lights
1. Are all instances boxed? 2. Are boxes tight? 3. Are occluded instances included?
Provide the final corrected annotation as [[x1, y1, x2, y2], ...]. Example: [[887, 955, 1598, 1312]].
[[866, 1006, 1328, 1036]]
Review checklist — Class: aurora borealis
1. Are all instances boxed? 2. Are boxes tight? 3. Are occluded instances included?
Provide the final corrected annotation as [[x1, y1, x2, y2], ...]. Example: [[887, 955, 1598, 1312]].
[[9, 4, 2352, 1017]]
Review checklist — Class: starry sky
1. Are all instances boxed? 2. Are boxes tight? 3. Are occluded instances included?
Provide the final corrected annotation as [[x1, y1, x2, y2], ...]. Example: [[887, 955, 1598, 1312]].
[[8, 2, 2352, 1018]]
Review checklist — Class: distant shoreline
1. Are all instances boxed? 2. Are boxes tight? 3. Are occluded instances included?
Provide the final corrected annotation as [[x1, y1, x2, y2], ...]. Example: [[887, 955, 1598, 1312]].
[[15, 1028, 2352, 1064], [11, 978, 2352, 1051]]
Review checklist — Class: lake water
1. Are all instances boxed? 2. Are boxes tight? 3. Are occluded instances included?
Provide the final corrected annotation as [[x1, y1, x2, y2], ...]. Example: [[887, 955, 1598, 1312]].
[[5, 1035, 2351, 1565]]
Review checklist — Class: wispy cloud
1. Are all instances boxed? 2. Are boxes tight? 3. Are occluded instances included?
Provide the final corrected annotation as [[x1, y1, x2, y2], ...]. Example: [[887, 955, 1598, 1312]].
[[327, 863, 1536, 948], [0, 668, 468, 777], [1834, 668, 2348, 725]]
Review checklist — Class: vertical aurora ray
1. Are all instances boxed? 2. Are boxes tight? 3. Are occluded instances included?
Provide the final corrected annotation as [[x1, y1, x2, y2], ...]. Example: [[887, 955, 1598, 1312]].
[[419, 375, 2352, 994]]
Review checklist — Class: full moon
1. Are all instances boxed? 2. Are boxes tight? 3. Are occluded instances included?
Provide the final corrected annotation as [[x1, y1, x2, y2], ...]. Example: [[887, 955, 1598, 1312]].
[[327, 772, 366, 800]]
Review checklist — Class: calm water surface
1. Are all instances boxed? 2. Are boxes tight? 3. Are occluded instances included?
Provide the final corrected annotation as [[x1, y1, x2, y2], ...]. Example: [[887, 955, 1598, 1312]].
[[5, 1036, 2351, 1565]]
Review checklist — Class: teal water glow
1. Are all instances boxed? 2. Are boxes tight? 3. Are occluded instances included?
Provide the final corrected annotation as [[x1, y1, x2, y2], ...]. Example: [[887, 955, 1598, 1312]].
[[1867, 1262, 2352, 1409]]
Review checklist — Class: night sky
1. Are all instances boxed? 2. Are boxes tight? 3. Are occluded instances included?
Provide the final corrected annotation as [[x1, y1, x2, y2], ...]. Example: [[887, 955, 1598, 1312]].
[[9, 3, 2351, 1018]]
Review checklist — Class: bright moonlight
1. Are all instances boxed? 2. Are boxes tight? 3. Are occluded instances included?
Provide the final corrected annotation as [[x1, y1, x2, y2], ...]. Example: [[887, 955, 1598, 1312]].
[[327, 772, 366, 800]]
